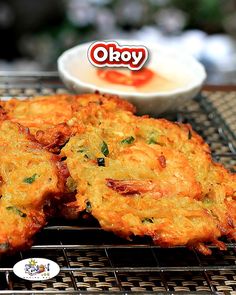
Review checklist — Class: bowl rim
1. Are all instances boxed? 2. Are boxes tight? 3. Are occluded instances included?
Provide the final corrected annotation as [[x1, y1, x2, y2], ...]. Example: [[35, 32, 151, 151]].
[[58, 40, 207, 99]]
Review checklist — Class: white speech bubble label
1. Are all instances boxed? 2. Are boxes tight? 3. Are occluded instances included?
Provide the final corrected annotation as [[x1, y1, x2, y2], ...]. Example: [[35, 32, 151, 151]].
[[13, 258, 60, 281]]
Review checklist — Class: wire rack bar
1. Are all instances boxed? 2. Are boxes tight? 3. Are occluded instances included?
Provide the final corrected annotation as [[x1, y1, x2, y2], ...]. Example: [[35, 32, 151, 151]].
[[26, 244, 236, 250], [1, 266, 236, 273]]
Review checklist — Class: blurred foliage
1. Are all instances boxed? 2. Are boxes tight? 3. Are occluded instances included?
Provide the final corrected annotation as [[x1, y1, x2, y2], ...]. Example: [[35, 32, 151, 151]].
[[172, 0, 224, 32], [31, 0, 232, 67], [0, 0, 235, 70]]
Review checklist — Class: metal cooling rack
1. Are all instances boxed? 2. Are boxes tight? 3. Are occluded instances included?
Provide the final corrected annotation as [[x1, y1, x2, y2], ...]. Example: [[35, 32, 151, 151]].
[[0, 72, 236, 295]]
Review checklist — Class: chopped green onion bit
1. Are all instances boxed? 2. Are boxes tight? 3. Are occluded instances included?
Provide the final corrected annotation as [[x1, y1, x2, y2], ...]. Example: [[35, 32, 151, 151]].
[[85, 201, 92, 213], [188, 129, 192, 140], [97, 158, 105, 167], [121, 136, 135, 144], [101, 141, 109, 157], [23, 173, 38, 184], [6, 206, 27, 217], [142, 218, 154, 224], [148, 137, 157, 144]]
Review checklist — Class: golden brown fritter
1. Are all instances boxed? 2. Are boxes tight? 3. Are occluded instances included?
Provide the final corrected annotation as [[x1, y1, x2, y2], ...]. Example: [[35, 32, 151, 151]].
[[0, 121, 66, 253], [1, 93, 235, 254], [62, 112, 236, 254], [0, 93, 135, 152]]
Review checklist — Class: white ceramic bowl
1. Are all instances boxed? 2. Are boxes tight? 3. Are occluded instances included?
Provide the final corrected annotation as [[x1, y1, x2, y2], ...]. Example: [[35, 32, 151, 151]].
[[58, 40, 206, 115]]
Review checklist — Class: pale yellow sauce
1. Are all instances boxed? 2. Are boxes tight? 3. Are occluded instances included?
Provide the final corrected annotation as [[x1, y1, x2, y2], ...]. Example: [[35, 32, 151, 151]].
[[69, 66, 185, 93]]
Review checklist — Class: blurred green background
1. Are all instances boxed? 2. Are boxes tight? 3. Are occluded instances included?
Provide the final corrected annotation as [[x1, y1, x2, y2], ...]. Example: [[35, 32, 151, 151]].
[[0, 0, 236, 83]]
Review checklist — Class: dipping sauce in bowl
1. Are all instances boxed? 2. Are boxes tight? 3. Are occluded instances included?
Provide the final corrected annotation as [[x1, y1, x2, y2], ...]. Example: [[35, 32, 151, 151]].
[[70, 67, 184, 93], [58, 40, 206, 115]]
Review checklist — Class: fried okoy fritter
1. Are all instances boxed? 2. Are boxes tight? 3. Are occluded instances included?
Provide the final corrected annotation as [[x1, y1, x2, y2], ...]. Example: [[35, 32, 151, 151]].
[[62, 111, 236, 254], [0, 121, 66, 253], [0, 93, 135, 129], [0, 93, 135, 152], [1, 92, 235, 254]]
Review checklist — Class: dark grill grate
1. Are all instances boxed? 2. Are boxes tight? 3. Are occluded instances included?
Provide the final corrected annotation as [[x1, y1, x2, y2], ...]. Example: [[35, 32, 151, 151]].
[[0, 72, 236, 295]]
